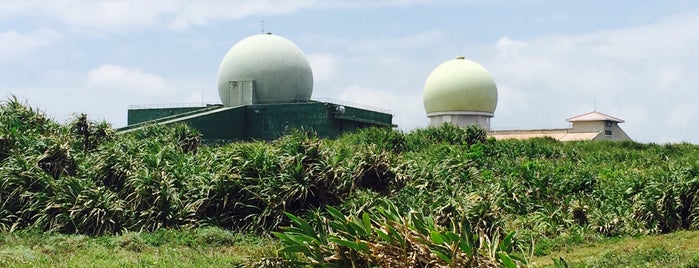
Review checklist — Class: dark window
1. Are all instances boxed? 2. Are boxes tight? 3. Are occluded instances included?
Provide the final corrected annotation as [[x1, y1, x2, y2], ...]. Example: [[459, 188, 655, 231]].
[[604, 130, 612, 136]]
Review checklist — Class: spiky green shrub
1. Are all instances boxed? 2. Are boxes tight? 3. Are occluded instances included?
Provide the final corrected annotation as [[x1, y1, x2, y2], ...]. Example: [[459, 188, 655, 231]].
[[3, 95, 699, 253], [631, 163, 699, 233], [37, 177, 128, 235], [0, 96, 61, 155], [94, 124, 202, 232], [272, 199, 530, 267], [336, 127, 407, 153], [406, 124, 487, 151], [68, 113, 115, 153]]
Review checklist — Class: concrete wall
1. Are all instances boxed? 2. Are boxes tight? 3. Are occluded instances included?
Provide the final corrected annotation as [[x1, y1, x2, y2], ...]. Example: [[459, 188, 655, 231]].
[[571, 121, 605, 133], [245, 102, 331, 140], [590, 123, 631, 141], [245, 102, 393, 140], [571, 121, 631, 141], [429, 114, 491, 130], [127, 106, 211, 125], [178, 107, 247, 140], [124, 101, 393, 142]]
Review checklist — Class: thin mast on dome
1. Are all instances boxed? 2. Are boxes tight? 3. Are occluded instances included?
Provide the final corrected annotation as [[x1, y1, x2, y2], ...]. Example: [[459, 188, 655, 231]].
[[260, 19, 264, 33]]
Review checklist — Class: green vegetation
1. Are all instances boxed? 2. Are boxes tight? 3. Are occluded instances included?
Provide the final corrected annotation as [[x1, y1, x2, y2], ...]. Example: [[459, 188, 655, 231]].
[[271, 200, 526, 267], [533, 230, 699, 267], [1, 96, 699, 266], [0, 227, 275, 267], [3, 229, 699, 267]]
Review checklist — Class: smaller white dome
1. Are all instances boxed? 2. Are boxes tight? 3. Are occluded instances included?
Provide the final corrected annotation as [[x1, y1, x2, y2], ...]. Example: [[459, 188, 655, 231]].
[[217, 34, 313, 106], [422, 57, 498, 115]]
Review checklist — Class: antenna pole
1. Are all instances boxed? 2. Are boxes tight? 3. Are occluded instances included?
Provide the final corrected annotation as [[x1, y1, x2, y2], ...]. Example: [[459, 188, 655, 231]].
[[260, 19, 264, 33]]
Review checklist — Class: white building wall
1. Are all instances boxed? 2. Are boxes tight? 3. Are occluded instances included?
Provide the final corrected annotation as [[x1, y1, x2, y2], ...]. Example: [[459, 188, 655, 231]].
[[429, 114, 491, 130], [592, 123, 631, 141], [571, 121, 605, 133]]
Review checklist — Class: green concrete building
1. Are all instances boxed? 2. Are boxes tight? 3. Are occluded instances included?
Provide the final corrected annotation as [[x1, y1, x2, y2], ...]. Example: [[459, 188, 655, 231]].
[[119, 34, 394, 142], [121, 100, 393, 142]]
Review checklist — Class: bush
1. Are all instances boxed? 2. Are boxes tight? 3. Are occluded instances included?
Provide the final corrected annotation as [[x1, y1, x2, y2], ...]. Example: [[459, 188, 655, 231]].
[[2, 96, 699, 257], [272, 200, 530, 267]]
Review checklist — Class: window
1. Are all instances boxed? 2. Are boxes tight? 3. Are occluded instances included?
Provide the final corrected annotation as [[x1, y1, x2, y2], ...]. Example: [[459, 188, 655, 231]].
[[604, 130, 612, 136]]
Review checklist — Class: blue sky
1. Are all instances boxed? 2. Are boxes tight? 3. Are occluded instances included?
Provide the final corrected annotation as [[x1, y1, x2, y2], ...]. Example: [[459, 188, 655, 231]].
[[2, 0, 699, 143]]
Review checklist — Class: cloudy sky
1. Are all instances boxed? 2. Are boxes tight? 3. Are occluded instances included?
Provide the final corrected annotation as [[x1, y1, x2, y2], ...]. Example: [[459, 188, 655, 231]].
[[2, 0, 698, 143]]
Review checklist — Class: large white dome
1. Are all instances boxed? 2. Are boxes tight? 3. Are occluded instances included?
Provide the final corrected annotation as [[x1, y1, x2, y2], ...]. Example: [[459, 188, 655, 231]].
[[217, 34, 313, 106], [422, 57, 498, 115]]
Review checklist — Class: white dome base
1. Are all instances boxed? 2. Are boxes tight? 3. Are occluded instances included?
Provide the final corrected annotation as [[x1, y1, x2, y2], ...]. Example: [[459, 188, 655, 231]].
[[428, 113, 492, 130]]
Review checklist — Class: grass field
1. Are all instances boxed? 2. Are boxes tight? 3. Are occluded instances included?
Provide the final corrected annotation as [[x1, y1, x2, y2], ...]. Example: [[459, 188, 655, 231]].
[[533, 230, 699, 267], [0, 227, 276, 267], [2, 228, 699, 267]]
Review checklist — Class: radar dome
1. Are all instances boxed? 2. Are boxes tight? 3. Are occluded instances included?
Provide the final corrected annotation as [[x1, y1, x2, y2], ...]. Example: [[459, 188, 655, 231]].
[[217, 34, 313, 106], [422, 57, 498, 115]]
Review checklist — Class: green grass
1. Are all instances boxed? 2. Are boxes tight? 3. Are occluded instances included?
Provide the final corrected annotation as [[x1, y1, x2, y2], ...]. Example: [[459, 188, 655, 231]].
[[0, 227, 278, 267], [4, 229, 699, 267], [533, 230, 699, 267]]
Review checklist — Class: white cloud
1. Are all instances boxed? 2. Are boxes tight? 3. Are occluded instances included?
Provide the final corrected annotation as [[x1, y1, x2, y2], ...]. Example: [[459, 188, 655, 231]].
[[52, 1, 165, 32], [0, 1, 480, 32], [307, 53, 339, 84], [0, 0, 320, 32], [0, 28, 61, 61], [495, 36, 526, 58], [667, 103, 697, 130], [317, 0, 474, 9], [485, 13, 699, 142], [11, 66, 211, 127], [493, 83, 529, 118], [86, 64, 166, 95], [591, 15, 699, 59], [305, 30, 446, 125], [348, 30, 447, 54], [310, 29, 447, 88], [168, 0, 320, 30], [337, 85, 427, 131]]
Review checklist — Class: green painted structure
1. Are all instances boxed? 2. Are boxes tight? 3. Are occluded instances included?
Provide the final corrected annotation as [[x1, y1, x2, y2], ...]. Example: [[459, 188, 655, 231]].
[[119, 34, 394, 142], [120, 101, 394, 142]]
